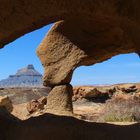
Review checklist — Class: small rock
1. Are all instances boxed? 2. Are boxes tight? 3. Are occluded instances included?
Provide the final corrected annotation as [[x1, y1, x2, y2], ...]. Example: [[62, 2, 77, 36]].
[[27, 96, 47, 114], [38, 96, 47, 105], [0, 96, 13, 112], [27, 100, 43, 114]]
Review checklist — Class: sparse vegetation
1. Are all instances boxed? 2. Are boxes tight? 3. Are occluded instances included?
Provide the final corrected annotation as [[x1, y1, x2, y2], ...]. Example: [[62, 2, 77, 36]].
[[99, 94, 140, 122], [103, 114, 135, 122]]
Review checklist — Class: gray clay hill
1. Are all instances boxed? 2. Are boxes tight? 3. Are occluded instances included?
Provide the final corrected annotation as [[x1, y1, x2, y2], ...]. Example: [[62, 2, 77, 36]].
[[0, 65, 43, 87]]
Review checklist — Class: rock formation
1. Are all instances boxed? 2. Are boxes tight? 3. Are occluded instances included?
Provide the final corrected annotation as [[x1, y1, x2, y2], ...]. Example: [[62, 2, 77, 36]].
[[73, 84, 140, 102], [0, 64, 43, 87], [0, 0, 140, 115], [1, 1, 140, 139], [0, 1, 140, 54], [0, 87, 50, 105], [0, 96, 13, 112], [46, 84, 73, 115], [36, 20, 139, 114], [27, 96, 47, 114], [36, 0, 140, 114], [73, 86, 114, 102], [0, 88, 50, 120]]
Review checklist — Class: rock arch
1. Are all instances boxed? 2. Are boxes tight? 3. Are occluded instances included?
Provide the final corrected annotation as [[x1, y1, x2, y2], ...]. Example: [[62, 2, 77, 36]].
[[0, 0, 140, 115], [1, 0, 140, 51], [37, 20, 140, 115], [1, 1, 140, 139]]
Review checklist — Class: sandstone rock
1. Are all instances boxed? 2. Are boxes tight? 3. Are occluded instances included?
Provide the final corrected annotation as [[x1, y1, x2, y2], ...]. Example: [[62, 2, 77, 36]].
[[0, 96, 13, 112], [1, 1, 140, 56], [46, 84, 73, 115], [0, 87, 50, 105], [117, 84, 138, 93], [27, 100, 43, 114], [37, 21, 86, 86], [37, 20, 137, 87], [73, 84, 140, 102], [73, 86, 115, 102], [38, 96, 47, 105], [1, 1, 140, 140], [27, 96, 47, 114]]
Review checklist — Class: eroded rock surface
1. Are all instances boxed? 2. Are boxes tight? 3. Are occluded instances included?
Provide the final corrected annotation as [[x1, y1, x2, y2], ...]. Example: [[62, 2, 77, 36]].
[[27, 96, 47, 114], [37, 18, 140, 115], [1, 1, 140, 86], [1, 1, 140, 54], [1, 0, 140, 117], [0, 96, 13, 112], [0, 87, 50, 104], [1, 1, 140, 139], [46, 84, 73, 115], [73, 86, 114, 102], [0, 87, 50, 119], [37, 20, 139, 87], [73, 84, 140, 102]]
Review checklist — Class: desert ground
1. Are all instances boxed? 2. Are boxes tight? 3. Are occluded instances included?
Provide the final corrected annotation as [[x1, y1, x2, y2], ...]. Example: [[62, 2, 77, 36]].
[[1, 83, 140, 140], [1, 83, 140, 124]]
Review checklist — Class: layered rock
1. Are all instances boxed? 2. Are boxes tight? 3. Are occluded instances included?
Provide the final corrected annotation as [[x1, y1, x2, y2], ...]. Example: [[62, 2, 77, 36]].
[[73, 84, 140, 102], [73, 86, 115, 102], [0, 87, 50, 105], [0, 65, 43, 87], [117, 84, 138, 93]]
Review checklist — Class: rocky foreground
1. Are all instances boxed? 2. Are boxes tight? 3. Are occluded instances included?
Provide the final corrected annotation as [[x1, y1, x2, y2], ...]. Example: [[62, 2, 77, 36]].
[[73, 83, 140, 122], [0, 87, 50, 119], [0, 83, 140, 122]]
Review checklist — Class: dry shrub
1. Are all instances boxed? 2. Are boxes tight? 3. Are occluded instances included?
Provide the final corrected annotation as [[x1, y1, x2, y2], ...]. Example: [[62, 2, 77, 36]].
[[99, 94, 140, 122]]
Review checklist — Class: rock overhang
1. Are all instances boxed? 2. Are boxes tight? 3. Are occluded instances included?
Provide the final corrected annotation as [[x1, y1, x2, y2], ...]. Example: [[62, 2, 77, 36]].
[[0, 1, 140, 139], [1, 0, 140, 117], [0, 0, 140, 53]]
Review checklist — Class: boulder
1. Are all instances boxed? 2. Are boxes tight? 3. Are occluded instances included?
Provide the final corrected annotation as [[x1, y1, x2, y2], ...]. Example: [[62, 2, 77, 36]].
[[117, 84, 138, 93], [27, 96, 47, 114], [0, 96, 13, 112], [73, 84, 139, 102], [73, 86, 115, 102], [27, 100, 43, 114]]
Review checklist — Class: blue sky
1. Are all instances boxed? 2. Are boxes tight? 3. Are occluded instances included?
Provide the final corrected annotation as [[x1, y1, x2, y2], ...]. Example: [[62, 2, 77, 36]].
[[0, 24, 140, 86]]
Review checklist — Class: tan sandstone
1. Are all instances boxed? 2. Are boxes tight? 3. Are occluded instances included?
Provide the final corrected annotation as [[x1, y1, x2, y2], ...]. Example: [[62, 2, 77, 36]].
[[46, 84, 73, 115], [1, 1, 140, 139], [0, 96, 13, 112], [37, 20, 138, 87], [27, 96, 47, 114]]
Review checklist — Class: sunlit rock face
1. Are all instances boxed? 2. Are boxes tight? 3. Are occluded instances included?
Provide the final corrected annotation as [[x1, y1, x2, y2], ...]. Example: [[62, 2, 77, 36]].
[[0, 65, 43, 87]]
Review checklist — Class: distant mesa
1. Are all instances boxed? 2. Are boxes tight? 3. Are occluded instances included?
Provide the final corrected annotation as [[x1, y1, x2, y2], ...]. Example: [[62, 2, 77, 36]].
[[0, 64, 43, 87]]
